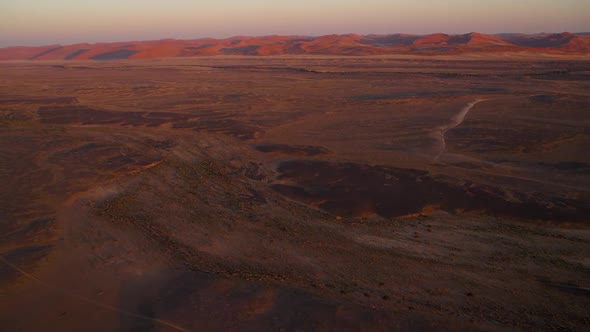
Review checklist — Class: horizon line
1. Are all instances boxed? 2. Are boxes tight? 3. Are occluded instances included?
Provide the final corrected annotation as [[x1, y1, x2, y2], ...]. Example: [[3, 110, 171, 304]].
[[2, 31, 589, 49]]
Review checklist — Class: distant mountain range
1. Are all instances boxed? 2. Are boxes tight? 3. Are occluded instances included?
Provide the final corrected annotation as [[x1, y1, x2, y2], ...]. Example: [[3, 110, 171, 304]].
[[1, 32, 589, 60]]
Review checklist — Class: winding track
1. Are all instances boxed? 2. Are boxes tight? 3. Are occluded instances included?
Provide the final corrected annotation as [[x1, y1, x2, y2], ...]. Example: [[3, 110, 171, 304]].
[[435, 99, 485, 161], [430, 98, 590, 192]]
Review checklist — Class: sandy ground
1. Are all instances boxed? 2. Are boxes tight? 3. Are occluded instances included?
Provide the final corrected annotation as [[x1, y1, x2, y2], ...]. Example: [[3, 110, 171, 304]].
[[0, 56, 589, 331]]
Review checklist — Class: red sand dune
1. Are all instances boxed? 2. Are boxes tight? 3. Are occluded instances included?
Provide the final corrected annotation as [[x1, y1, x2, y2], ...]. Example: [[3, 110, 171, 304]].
[[0, 45, 61, 60], [412, 33, 450, 46], [450, 32, 514, 47], [410, 32, 517, 53], [1, 32, 589, 60], [498, 32, 590, 52]]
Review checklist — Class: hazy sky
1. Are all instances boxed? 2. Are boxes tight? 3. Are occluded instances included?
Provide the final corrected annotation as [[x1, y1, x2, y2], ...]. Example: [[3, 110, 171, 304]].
[[1, 0, 589, 46]]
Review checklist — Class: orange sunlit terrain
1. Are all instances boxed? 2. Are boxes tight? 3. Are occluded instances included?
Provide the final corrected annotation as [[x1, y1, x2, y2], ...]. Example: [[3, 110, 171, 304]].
[[1, 32, 589, 60]]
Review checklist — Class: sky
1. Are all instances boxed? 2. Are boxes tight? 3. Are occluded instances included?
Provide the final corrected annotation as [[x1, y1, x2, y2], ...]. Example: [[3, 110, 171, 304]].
[[1, 0, 589, 46]]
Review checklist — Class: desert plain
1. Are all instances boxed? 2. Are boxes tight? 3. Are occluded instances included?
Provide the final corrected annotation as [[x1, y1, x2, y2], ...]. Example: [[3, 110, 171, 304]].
[[1, 55, 589, 331]]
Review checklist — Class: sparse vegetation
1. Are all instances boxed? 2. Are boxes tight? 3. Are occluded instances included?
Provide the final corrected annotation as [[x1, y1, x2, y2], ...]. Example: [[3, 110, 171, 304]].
[[1, 57, 589, 331]]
